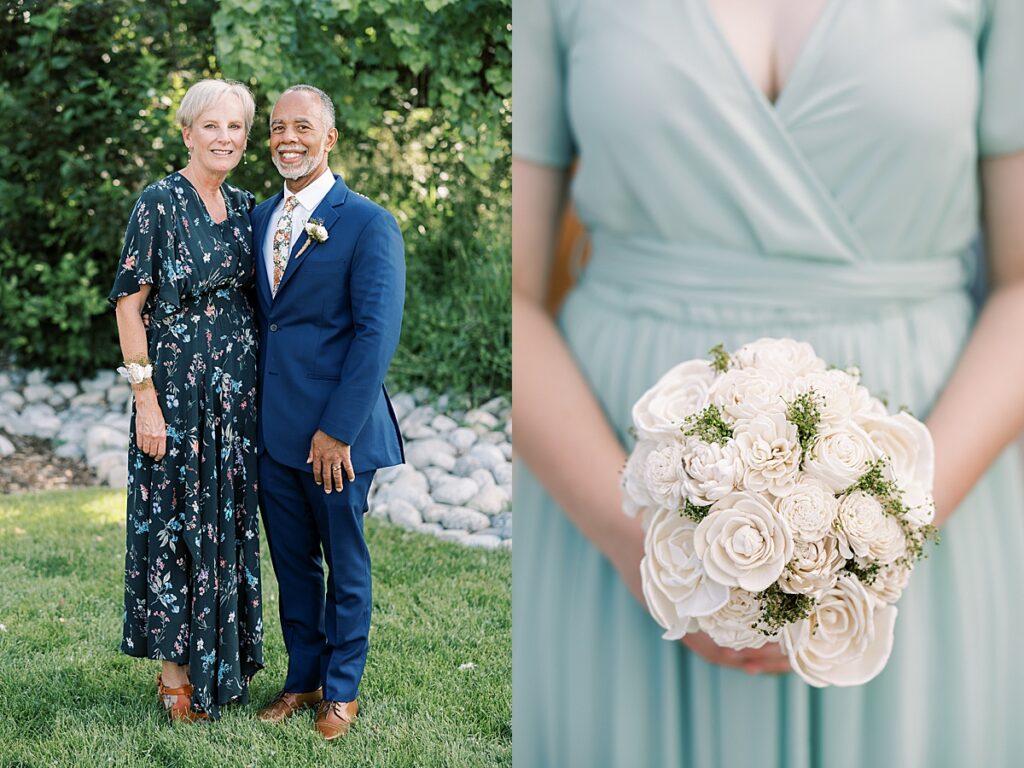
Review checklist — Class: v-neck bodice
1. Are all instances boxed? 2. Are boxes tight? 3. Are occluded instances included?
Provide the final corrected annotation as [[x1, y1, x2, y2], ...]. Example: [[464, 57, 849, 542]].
[[701, 0, 836, 109], [516, 0, 1024, 279]]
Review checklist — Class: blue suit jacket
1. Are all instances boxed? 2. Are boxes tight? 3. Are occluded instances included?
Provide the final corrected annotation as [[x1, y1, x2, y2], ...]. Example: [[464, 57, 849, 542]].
[[251, 174, 406, 474]]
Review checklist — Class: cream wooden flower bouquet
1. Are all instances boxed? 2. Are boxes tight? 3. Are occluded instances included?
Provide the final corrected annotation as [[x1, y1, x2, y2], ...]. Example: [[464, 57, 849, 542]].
[[623, 338, 938, 686]]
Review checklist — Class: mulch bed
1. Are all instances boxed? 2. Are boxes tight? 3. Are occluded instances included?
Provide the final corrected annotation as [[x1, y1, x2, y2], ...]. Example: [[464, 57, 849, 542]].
[[0, 431, 99, 494]]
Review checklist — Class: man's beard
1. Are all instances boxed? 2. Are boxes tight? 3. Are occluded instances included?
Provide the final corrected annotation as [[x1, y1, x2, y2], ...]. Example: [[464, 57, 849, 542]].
[[272, 142, 327, 180]]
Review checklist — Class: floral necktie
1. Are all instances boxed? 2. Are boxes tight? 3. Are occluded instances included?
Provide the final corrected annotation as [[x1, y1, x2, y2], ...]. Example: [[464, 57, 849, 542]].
[[271, 195, 300, 296]]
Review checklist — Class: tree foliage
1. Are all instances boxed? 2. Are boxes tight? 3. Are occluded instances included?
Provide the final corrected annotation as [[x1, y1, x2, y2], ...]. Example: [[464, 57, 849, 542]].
[[0, 0, 510, 398]]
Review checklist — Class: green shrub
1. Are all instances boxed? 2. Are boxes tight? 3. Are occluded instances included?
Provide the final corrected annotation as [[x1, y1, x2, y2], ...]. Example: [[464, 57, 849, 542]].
[[0, 0, 510, 398]]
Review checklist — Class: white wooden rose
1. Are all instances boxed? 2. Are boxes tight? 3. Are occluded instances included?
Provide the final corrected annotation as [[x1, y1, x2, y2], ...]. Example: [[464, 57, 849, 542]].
[[641, 506, 730, 640], [693, 491, 794, 592]]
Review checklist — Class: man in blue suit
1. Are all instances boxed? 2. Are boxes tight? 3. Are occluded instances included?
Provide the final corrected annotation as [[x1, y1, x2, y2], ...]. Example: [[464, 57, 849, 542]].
[[250, 84, 405, 741]]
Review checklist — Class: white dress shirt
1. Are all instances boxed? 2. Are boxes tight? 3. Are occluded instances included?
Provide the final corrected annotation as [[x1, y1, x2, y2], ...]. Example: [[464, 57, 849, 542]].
[[263, 167, 336, 287]]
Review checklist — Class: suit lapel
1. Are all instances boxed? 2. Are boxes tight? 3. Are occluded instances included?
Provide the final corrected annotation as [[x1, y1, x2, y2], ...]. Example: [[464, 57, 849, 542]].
[[275, 175, 349, 296]]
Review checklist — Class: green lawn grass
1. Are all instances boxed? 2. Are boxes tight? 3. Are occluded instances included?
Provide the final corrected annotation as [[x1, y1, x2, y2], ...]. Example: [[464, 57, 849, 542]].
[[0, 489, 511, 768]]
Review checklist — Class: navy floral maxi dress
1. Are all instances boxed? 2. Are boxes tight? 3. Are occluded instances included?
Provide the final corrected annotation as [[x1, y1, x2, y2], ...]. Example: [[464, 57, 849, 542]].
[[109, 172, 264, 719]]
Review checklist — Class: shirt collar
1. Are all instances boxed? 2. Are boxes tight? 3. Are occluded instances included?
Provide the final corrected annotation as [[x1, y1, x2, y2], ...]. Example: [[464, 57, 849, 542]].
[[281, 167, 336, 213]]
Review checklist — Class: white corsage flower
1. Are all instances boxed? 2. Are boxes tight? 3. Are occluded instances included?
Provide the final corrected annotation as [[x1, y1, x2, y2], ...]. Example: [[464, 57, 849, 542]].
[[781, 574, 897, 687], [694, 491, 794, 592], [641, 507, 730, 639], [632, 360, 716, 440]]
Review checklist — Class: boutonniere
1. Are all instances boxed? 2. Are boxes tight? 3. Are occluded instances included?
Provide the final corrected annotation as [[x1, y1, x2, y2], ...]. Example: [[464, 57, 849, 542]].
[[305, 218, 329, 243], [293, 218, 329, 259]]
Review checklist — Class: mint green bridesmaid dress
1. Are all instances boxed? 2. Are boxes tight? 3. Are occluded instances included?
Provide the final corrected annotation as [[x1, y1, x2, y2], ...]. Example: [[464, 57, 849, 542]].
[[512, 1, 1024, 766]]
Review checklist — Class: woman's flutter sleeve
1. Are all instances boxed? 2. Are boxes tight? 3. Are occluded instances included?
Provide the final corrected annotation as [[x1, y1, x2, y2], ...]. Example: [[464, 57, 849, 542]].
[[108, 191, 163, 310], [978, 0, 1024, 156], [512, 0, 576, 167]]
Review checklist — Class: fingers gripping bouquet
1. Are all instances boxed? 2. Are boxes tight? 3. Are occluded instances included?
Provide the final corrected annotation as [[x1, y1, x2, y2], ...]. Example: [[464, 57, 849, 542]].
[[622, 338, 938, 687]]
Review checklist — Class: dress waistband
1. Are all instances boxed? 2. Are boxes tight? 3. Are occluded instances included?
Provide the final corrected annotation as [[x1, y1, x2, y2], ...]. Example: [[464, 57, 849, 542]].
[[576, 232, 972, 321]]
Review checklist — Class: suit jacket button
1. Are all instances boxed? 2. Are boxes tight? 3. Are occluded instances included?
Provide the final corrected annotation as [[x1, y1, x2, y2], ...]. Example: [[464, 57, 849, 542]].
[[270, 323, 278, 332]]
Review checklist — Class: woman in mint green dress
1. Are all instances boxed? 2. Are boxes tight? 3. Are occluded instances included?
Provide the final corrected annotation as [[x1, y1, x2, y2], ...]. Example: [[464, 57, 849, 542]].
[[512, 1, 1024, 766]]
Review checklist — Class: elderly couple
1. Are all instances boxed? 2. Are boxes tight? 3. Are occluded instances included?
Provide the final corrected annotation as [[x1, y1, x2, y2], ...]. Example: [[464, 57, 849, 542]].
[[109, 78, 405, 739]]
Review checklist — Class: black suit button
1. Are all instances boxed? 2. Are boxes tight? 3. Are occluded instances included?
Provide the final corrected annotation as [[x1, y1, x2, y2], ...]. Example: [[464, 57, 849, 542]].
[[269, 323, 278, 332]]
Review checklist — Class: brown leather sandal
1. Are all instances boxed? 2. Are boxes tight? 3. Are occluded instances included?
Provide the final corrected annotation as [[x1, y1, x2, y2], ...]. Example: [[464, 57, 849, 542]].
[[156, 672, 210, 722]]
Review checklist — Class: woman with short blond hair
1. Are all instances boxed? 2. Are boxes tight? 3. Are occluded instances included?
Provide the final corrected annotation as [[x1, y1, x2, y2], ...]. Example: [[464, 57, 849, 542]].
[[110, 78, 264, 721]]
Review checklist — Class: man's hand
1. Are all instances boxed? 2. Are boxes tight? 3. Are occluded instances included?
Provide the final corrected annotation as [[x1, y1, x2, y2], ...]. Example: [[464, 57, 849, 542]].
[[307, 430, 354, 494]]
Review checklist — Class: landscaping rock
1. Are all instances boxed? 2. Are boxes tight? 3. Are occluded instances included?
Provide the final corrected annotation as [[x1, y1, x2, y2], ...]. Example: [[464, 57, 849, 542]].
[[387, 499, 423, 529], [81, 370, 117, 393], [389, 392, 416, 421], [448, 427, 478, 453], [0, 391, 25, 411], [54, 382, 79, 399], [70, 391, 106, 408], [404, 437, 457, 469], [21, 404, 62, 439], [466, 485, 510, 515], [432, 477, 480, 506], [22, 384, 53, 403], [463, 533, 503, 550], [469, 468, 496, 488], [464, 409, 499, 430], [439, 506, 490, 532], [430, 414, 458, 432]]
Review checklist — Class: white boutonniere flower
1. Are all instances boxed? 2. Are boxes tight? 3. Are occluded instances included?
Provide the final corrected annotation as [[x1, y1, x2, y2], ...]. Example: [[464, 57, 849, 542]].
[[293, 219, 329, 260], [305, 218, 329, 243]]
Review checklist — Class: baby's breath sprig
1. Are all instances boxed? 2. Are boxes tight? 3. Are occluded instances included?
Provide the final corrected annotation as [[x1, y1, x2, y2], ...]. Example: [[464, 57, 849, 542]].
[[682, 404, 733, 446], [897, 524, 940, 568], [680, 498, 712, 523], [756, 583, 816, 634], [786, 389, 824, 464], [708, 343, 732, 373], [843, 459, 903, 514], [845, 560, 881, 585], [845, 458, 941, 565]]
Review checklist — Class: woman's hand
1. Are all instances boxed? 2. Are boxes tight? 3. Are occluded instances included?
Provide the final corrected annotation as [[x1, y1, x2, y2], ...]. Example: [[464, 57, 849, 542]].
[[135, 394, 167, 461], [681, 634, 791, 675]]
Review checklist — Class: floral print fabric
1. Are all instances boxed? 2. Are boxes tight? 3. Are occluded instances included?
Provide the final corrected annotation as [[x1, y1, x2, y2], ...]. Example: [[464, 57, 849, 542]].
[[109, 172, 264, 718]]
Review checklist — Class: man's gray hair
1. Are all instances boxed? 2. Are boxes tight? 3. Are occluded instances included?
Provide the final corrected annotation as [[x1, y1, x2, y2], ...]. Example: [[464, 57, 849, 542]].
[[275, 84, 336, 131]]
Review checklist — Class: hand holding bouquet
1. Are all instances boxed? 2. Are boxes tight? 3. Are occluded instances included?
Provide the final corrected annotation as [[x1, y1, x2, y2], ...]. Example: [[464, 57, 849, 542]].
[[623, 338, 938, 687]]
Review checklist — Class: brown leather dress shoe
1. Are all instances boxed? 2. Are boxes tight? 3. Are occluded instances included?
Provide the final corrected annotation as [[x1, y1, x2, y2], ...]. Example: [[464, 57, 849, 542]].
[[314, 699, 359, 741], [256, 688, 324, 723], [156, 673, 210, 722]]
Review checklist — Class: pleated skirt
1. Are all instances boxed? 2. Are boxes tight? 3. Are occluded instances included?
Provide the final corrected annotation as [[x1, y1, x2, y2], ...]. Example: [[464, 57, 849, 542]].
[[513, 284, 1024, 768]]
